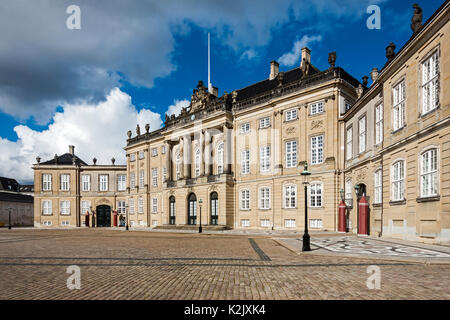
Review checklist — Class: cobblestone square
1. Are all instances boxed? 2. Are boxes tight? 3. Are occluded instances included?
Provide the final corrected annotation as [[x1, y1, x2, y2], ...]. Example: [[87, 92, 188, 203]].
[[0, 229, 449, 300]]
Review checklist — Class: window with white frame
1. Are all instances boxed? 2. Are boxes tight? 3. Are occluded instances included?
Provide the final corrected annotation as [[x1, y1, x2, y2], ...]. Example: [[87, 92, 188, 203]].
[[42, 200, 52, 215], [310, 101, 324, 115], [139, 150, 145, 159], [421, 149, 438, 197], [81, 200, 91, 215], [241, 219, 250, 227], [130, 173, 136, 190], [217, 143, 224, 174], [310, 183, 323, 207], [285, 219, 296, 228], [152, 198, 158, 213], [61, 220, 70, 226], [99, 175, 108, 191], [42, 174, 52, 191], [130, 153, 136, 162], [140, 170, 145, 188], [81, 175, 90, 191], [374, 169, 382, 204], [240, 122, 250, 134], [375, 104, 383, 145], [161, 145, 166, 154], [128, 199, 135, 214], [240, 189, 250, 210], [345, 179, 352, 206], [176, 153, 181, 179], [284, 185, 297, 208], [285, 141, 297, 168], [138, 197, 144, 214], [260, 146, 270, 172], [117, 175, 126, 191], [43, 221, 52, 226], [285, 109, 297, 121], [151, 148, 158, 157], [422, 51, 439, 114], [118, 200, 126, 214], [392, 161, 405, 201], [260, 219, 270, 227], [241, 150, 250, 174], [162, 167, 167, 183], [393, 80, 405, 131], [346, 127, 353, 160], [311, 135, 324, 164], [358, 116, 366, 153], [152, 220, 158, 226], [259, 117, 270, 129], [195, 149, 201, 177], [259, 187, 270, 209], [60, 174, 70, 191], [309, 219, 323, 228], [60, 200, 70, 215]]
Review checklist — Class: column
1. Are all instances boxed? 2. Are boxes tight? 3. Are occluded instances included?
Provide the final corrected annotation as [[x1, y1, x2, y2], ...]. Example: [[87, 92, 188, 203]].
[[200, 130, 205, 176], [204, 130, 211, 176], [179, 137, 184, 179], [223, 123, 230, 174], [183, 135, 191, 179], [165, 141, 171, 181]]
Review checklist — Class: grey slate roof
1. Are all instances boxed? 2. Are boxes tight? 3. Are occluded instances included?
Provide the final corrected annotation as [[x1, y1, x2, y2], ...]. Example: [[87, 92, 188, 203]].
[[40, 153, 87, 166]]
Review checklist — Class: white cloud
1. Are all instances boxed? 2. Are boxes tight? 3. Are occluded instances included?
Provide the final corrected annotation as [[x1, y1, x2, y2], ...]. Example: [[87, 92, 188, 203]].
[[240, 49, 258, 61], [166, 99, 190, 117], [0, 88, 163, 183], [278, 35, 323, 67]]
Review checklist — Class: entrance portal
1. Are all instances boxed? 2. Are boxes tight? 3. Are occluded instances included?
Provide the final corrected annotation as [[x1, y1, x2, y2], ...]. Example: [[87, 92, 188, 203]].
[[210, 192, 218, 225], [96, 205, 111, 227], [187, 193, 197, 225]]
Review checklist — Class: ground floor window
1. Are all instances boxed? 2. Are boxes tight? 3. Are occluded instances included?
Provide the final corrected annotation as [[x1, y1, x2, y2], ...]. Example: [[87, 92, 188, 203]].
[[285, 219, 296, 228], [61, 220, 70, 226], [260, 219, 270, 227], [43, 221, 52, 226], [309, 219, 323, 229], [241, 219, 250, 227]]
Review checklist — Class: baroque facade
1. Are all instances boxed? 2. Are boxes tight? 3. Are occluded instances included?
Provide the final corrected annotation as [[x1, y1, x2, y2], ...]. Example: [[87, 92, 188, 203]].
[[32, 2, 450, 244]]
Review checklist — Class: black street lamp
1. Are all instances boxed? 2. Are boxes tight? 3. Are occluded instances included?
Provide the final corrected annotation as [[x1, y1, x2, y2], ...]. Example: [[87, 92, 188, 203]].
[[301, 162, 311, 252], [125, 204, 129, 231], [8, 207, 12, 230], [198, 199, 203, 233]]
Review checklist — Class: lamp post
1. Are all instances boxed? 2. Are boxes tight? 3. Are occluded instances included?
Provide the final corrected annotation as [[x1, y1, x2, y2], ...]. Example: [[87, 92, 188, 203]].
[[125, 204, 129, 231], [198, 199, 203, 233], [8, 207, 12, 230], [301, 162, 311, 252]]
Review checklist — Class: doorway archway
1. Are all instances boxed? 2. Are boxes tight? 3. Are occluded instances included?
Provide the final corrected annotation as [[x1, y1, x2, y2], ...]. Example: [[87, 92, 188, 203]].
[[96, 205, 111, 227], [187, 193, 197, 225]]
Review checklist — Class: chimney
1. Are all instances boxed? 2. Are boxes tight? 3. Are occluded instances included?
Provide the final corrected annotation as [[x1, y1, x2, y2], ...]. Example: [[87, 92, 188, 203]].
[[300, 47, 311, 68], [69, 145, 75, 155], [269, 61, 279, 80], [370, 68, 379, 82]]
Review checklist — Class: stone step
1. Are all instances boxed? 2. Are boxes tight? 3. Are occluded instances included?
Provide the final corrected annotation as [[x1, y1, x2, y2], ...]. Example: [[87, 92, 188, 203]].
[[154, 224, 230, 231]]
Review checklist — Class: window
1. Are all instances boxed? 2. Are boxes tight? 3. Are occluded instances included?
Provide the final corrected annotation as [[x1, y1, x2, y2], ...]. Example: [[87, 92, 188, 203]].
[[310, 183, 323, 207], [140, 170, 145, 188], [81, 175, 90, 192], [61, 221, 70, 226], [375, 104, 383, 145], [285, 141, 297, 168], [161, 145, 166, 154], [118, 200, 126, 214], [60, 174, 70, 191], [217, 143, 224, 174], [151, 148, 158, 157], [240, 123, 250, 134], [129, 199, 135, 214], [240, 189, 250, 210], [162, 167, 167, 183], [346, 127, 353, 160], [138, 198, 144, 214], [241, 150, 250, 174], [392, 161, 405, 201], [176, 153, 181, 179], [285, 219, 296, 228], [259, 117, 270, 129], [130, 173, 136, 190], [42, 174, 52, 191], [195, 149, 201, 177], [60, 200, 70, 215], [139, 150, 145, 159], [260, 146, 270, 172], [43, 221, 52, 226], [358, 116, 366, 153], [285, 109, 298, 122], [345, 101, 352, 112], [241, 219, 250, 227], [152, 198, 158, 213], [81, 200, 90, 215], [310, 101, 324, 115], [99, 175, 108, 191], [311, 135, 324, 164], [42, 200, 52, 215], [422, 51, 439, 114], [393, 80, 405, 131], [152, 220, 158, 226], [345, 179, 352, 206], [309, 219, 323, 229], [260, 219, 270, 228], [284, 185, 297, 208], [117, 175, 126, 191], [374, 170, 382, 204], [421, 149, 438, 197], [259, 187, 270, 209], [130, 153, 136, 162]]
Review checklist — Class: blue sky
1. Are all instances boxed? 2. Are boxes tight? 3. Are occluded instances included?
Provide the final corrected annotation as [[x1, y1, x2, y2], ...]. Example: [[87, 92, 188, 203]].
[[0, 0, 444, 182]]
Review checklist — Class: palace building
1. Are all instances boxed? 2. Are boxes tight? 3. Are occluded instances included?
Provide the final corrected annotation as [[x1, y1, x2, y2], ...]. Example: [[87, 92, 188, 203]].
[[33, 2, 450, 244]]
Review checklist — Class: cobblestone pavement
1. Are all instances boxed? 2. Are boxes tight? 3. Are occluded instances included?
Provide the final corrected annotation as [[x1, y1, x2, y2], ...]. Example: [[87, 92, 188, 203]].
[[0, 229, 449, 300]]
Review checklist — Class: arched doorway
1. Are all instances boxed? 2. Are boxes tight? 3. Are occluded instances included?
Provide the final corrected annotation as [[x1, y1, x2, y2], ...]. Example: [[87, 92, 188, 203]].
[[187, 193, 197, 225], [210, 192, 218, 225], [96, 205, 111, 227], [169, 196, 176, 225]]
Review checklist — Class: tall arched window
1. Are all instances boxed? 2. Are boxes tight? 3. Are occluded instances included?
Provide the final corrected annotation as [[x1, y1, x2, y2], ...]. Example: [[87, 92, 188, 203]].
[[421, 149, 438, 197], [195, 149, 201, 177], [217, 143, 224, 174], [169, 196, 176, 225], [176, 153, 181, 180], [210, 192, 218, 225]]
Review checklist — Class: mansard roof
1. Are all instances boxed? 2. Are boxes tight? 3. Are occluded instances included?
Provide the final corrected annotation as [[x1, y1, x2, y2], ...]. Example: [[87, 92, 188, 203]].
[[40, 153, 88, 166]]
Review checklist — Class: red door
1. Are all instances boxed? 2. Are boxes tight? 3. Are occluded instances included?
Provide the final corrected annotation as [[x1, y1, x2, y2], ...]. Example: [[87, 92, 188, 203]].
[[358, 196, 369, 235]]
